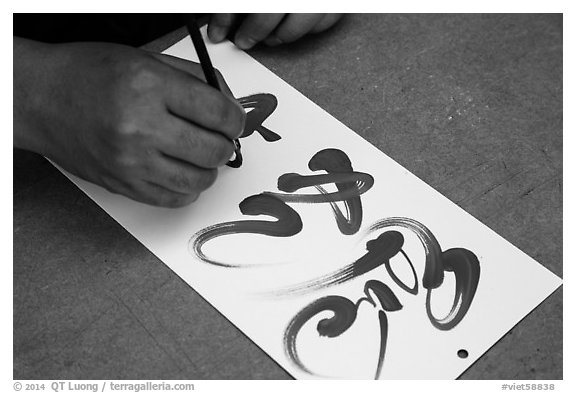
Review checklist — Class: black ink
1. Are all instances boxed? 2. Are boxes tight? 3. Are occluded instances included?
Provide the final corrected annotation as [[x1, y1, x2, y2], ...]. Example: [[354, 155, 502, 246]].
[[426, 248, 480, 330], [368, 218, 480, 329], [368, 218, 444, 290], [226, 94, 279, 169], [189, 149, 374, 267], [189, 194, 302, 268], [238, 93, 281, 142], [272, 230, 416, 297], [284, 280, 402, 379], [386, 250, 418, 295], [187, 137, 482, 378], [265, 149, 374, 235]]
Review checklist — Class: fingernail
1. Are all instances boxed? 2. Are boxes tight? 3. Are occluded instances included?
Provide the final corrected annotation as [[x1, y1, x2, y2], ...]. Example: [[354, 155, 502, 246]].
[[236, 36, 256, 50], [209, 26, 226, 42], [229, 149, 237, 162]]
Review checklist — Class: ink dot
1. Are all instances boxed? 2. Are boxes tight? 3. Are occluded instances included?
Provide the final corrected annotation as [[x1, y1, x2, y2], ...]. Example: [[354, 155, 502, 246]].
[[457, 349, 469, 359]]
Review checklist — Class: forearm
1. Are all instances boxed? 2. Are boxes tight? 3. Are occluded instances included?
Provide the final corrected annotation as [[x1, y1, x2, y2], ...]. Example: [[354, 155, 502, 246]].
[[13, 37, 60, 155]]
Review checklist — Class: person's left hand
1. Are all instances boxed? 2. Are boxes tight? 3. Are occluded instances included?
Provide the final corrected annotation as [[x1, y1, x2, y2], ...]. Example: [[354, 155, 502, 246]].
[[207, 14, 343, 50]]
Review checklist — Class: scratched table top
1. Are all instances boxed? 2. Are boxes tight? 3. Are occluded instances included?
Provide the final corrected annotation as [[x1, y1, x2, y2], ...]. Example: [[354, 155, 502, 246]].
[[13, 14, 562, 379]]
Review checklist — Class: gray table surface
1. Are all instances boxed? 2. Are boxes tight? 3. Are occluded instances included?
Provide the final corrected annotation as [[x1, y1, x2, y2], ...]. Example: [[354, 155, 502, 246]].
[[14, 14, 562, 379]]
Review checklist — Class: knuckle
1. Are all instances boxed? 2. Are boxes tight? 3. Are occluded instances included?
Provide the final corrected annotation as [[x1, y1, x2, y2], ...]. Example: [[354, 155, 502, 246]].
[[170, 170, 193, 192], [111, 121, 148, 156], [110, 58, 162, 109], [149, 194, 170, 207], [179, 129, 200, 154], [99, 175, 121, 194], [146, 189, 174, 207], [159, 195, 179, 208], [108, 122, 158, 175], [107, 52, 160, 99], [114, 116, 156, 147], [164, 192, 198, 208], [170, 168, 217, 193], [116, 117, 141, 140], [110, 149, 138, 174], [100, 175, 141, 203], [214, 13, 235, 27], [210, 96, 230, 122], [194, 169, 218, 191], [124, 57, 162, 91]]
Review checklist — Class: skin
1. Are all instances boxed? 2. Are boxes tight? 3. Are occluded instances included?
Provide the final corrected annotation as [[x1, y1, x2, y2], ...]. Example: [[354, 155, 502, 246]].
[[13, 14, 344, 207], [207, 14, 344, 49], [14, 38, 245, 207]]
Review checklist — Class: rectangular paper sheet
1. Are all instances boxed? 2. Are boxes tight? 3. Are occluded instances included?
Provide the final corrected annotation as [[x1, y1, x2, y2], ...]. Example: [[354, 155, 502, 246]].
[[55, 32, 562, 379]]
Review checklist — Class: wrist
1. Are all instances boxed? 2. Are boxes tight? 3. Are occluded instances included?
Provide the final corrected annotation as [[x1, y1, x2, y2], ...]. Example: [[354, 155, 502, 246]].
[[13, 37, 63, 156]]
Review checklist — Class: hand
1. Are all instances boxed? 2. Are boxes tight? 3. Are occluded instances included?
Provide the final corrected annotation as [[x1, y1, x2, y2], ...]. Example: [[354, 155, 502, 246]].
[[207, 14, 343, 50], [14, 38, 245, 207]]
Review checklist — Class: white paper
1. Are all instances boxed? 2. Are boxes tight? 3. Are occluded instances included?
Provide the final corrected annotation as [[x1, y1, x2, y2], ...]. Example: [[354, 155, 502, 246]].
[[55, 32, 562, 379]]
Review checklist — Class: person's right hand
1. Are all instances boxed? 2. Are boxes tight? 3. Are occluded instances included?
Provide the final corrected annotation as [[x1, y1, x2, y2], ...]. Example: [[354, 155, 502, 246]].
[[14, 38, 245, 207]]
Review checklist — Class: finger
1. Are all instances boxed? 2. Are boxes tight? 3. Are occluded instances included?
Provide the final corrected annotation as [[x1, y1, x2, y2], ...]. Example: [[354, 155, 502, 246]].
[[147, 154, 219, 195], [151, 52, 237, 101], [310, 13, 344, 34], [265, 14, 324, 45], [208, 13, 241, 43], [102, 175, 199, 208], [233, 13, 286, 50], [158, 115, 235, 169], [161, 63, 245, 140], [143, 182, 200, 207]]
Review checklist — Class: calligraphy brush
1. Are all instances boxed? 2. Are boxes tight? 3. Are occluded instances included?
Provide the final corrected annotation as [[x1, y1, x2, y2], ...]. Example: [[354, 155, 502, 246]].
[[185, 16, 243, 168]]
